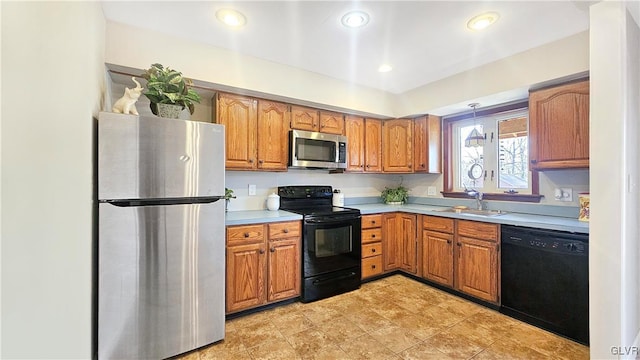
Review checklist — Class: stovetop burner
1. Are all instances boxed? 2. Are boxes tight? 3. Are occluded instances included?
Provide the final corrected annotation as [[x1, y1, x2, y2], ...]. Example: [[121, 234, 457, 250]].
[[277, 186, 360, 217]]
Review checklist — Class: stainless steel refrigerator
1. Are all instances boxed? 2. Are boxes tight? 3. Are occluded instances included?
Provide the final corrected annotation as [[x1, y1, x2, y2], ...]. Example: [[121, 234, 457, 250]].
[[97, 112, 225, 359]]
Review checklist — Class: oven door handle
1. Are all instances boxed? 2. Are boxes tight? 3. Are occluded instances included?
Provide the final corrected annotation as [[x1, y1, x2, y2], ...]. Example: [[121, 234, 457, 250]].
[[305, 215, 360, 224], [312, 271, 357, 285]]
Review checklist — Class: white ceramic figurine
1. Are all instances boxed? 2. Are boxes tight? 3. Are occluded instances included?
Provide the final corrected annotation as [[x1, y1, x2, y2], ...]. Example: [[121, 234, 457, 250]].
[[112, 77, 143, 115]]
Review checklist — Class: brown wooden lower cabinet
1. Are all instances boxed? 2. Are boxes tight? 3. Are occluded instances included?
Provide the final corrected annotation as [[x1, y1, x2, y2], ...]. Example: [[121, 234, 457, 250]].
[[381, 213, 417, 273], [421, 216, 500, 303], [456, 235, 498, 302], [361, 214, 383, 279], [226, 221, 301, 313]]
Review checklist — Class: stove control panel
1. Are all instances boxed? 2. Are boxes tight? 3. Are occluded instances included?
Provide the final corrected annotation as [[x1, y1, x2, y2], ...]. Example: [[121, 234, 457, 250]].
[[278, 186, 333, 199]]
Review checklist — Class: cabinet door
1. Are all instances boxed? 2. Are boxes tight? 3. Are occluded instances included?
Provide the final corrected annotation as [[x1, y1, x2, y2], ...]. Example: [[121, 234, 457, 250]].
[[413, 115, 442, 173], [382, 213, 401, 271], [422, 230, 454, 287], [257, 100, 290, 171], [291, 105, 319, 131], [319, 111, 345, 135], [399, 213, 417, 274], [529, 80, 589, 169], [455, 236, 498, 302], [383, 119, 413, 172], [226, 243, 267, 313], [267, 238, 300, 302], [216, 93, 258, 170], [345, 116, 365, 172], [364, 119, 383, 172]]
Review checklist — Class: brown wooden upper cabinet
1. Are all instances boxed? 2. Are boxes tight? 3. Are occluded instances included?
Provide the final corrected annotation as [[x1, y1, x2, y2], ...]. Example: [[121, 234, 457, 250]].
[[215, 93, 289, 171], [529, 80, 590, 170], [291, 106, 344, 135], [413, 115, 442, 173], [345, 116, 382, 172], [319, 111, 345, 135], [290, 105, 319, 132], [382, 119, 413, 173]]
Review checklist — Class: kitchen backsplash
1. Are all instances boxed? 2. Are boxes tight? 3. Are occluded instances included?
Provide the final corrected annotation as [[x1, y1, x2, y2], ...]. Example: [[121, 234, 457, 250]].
[[225, 168, 589, 215]]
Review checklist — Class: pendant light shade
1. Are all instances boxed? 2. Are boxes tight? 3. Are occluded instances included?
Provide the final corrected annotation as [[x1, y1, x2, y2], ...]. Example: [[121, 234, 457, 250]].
[[465, 103, 485, 148]]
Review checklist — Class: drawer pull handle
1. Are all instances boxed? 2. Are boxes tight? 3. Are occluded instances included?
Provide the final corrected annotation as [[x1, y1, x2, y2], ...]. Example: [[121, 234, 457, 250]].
[[244, 232, 250, 238], [283, 228, 289, 233]]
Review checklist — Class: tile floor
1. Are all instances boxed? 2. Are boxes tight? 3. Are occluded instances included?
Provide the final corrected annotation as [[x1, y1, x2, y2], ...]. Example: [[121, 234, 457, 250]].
[[180, 275, 589, 360]]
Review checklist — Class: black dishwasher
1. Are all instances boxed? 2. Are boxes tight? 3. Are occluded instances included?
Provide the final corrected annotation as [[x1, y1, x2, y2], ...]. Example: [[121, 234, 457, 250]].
[[500, 225, 589, 345]]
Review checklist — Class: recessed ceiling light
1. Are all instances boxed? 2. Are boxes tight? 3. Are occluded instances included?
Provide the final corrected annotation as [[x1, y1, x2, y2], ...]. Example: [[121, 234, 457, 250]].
[[341, 11, 369, 28], [467, 11, 499, 31], [216, 8, 247, 27], [378, 64, 393, 73]]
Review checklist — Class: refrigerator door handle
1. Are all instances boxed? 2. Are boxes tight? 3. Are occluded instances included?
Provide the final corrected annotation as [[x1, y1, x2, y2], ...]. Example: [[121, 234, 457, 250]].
[[103, 197, 224, 207]]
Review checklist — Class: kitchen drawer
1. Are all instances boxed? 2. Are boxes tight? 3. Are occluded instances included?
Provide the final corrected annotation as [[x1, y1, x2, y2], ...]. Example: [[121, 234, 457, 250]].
[[423, 215, 454, 234], [362, 228, 382, 244], [362, 214, 383, 229], [268, 221, 301, 240], [457, 220, 498, 242], [362, 242, 382, 258], [227, 224, 265, 245], [362, 255, 383, 278]]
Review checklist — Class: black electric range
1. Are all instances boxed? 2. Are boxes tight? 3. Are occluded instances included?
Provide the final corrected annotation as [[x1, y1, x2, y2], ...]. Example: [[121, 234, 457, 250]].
[[278, 186, 362, 302]]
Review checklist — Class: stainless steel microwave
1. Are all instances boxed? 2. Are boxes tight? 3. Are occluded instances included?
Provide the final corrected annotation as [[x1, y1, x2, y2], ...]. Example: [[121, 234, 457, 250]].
[[289, 129, 347, 169]]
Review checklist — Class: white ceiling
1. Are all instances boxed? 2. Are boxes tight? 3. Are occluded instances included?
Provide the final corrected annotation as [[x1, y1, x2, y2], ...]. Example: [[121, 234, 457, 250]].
[[101, 1, 591, 95]]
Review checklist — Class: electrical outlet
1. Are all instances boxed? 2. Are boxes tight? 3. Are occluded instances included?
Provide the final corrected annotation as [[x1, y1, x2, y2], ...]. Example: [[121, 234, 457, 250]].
[[555, 188, 572, 201], [248, 184, 256, 196], [427, 186, 437, 196]]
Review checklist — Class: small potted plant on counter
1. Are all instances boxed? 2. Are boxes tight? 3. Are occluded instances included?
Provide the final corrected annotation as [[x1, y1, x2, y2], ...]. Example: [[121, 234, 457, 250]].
[[381, 184, 409, 205], [140, 63, 201, 119], [225, 188, 236, 212]]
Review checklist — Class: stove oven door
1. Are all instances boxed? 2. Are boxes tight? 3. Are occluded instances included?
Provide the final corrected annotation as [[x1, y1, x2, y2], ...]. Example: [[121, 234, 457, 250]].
[[303, 215, 362, 278]]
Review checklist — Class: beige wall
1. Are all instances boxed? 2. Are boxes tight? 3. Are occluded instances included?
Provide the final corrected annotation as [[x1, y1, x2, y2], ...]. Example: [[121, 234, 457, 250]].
[[1, 1, 105, 358], [105, 22, 588, 119], [589, 2, 640, 357], [105, 21, 398, 118]]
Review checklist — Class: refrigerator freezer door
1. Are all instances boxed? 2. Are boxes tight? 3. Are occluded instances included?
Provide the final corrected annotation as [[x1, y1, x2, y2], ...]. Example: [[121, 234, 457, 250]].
[[98, 112, 225, 201], [98, 200, 225, 359]]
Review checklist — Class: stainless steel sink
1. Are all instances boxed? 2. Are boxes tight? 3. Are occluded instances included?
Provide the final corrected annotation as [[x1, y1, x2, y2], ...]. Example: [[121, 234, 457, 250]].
[[437, 208, 507, 217]]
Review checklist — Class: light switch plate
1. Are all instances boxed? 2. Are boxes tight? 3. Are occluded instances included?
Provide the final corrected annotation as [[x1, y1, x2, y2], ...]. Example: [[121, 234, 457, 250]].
[[427, 186, 437, 196], [248, 184, 256, 196]]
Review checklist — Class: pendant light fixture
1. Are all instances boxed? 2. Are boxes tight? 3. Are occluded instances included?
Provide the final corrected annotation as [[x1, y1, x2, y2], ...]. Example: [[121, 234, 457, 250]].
[[465, 103, 485, 148]]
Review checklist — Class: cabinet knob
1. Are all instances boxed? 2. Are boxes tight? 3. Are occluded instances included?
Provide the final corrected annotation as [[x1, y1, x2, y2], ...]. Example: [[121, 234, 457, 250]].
[[270, 247, 275, 253], [372, 248, 376, 253], [408, 164, 412, 168], [248, 159, 254, 164], [321, 124, 325, 128], [421, 163, 425, 167], [361, 165, 364, 168], [283, 228, 289, 233], [457, 242, 461, 246], [371, 234, 376, 238], [447, 240, 451, 244], [258, 159, 264, 164], [244, 232, 250, 238], [372, 265, 376, 269], [259, 249, 265, 254], [372, 220, 376, 224], [366, 165, 370, 168]]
